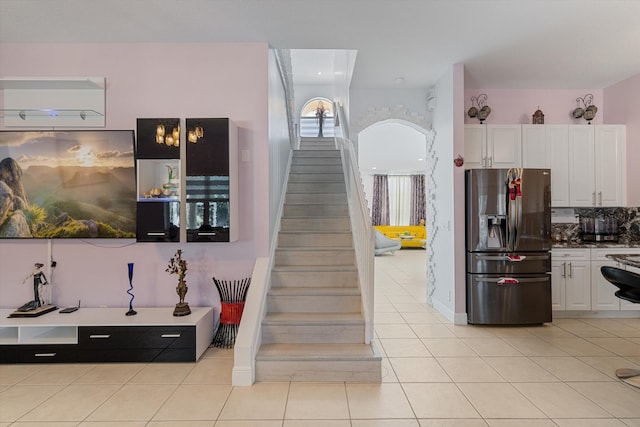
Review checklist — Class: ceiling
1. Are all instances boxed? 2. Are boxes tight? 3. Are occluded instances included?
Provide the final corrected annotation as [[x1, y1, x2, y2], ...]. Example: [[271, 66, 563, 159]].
[[1, 0, 639, 90]]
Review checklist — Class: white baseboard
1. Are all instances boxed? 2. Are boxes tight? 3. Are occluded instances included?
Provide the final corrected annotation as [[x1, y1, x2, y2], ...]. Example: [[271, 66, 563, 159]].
[[232, 366, 254, 386]]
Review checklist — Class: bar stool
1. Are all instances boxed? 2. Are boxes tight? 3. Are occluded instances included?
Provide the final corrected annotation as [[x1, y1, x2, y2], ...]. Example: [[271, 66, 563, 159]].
[[600, 266, 640, 389], [212, 277, 251, 348]]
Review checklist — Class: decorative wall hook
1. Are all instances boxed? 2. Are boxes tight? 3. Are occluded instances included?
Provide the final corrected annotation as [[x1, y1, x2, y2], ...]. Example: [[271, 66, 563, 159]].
[[454, 155, 464, 167], [572, 94, 598, 124]]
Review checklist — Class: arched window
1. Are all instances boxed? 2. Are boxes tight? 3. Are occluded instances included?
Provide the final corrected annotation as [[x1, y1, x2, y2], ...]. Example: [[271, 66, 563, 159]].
[[300, 98, 334, 137]]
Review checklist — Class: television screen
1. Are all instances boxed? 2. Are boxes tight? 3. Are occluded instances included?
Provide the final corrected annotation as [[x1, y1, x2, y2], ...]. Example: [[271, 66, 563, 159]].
[[0, 130, 136, 238]]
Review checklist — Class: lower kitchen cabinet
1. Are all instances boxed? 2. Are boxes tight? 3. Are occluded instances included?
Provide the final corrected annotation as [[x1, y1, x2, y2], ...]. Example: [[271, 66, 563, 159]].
[[591, 248, 640, 311], [551, 249, 591, 311]]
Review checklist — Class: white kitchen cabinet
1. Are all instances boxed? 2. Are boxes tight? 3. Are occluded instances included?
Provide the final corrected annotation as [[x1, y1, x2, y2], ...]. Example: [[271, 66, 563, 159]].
[[522, 125, 570, 206], [591, 248, 640, 311], [568, 125, 626, 207], [464, 125, 521, 169], [551, 249, 591, 311]]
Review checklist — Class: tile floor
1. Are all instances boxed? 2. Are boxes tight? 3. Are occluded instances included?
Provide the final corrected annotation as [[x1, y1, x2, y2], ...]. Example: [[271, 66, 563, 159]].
[[1, 249, 640, 426]]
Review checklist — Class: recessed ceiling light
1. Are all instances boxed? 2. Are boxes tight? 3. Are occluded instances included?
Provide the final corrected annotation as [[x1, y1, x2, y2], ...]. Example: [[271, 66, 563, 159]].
[[371, 166, 377, 170], [418, 158, 424, 161], [394, 76, 405, 85], [317, 71, 323, 76]]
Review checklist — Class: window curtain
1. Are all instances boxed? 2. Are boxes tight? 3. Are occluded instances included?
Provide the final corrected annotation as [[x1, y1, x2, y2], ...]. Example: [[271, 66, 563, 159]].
[[388, 176, 411, 226], [371, 174, 389, 226], [410, 174, 426, 225]]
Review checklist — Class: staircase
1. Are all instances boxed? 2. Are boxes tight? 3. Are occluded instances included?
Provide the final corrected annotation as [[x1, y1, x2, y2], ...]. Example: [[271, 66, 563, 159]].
[[255, 137, 381, 382]]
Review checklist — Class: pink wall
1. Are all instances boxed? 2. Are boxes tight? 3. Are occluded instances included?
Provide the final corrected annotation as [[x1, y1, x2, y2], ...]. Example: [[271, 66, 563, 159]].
[[604, 73, 640, 206], [0, 43, 270, 310], [464, 89, 605, 125]]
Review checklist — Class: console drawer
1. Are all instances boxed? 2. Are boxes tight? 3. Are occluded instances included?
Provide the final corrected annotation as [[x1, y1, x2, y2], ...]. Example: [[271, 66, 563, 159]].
[[12, 344, 77, 363]]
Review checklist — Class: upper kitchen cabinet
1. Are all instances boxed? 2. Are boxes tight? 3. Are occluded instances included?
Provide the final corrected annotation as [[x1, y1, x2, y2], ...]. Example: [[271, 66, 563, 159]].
[[464, 125, 521, 169], [185, 118, 238, 243], [569, 125, 626, 207], [522, 125, 570, 206]]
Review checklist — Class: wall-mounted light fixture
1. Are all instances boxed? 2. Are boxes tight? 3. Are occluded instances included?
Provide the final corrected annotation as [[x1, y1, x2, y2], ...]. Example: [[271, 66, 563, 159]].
[[467, 94, 491, 124], [572, 94, 598, 124], [156, 124, 180, 146], [187, 126, 204, 143]]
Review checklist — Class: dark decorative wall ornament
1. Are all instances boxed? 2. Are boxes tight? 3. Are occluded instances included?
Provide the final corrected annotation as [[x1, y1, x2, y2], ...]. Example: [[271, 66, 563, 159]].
[[532, 107, 544, 124], [467, 94, 491, 124], [572, 94, 598, 124]]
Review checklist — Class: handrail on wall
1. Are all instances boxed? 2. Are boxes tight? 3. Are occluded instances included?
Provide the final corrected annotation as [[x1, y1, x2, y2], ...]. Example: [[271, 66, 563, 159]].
[[334, 102, 375, 343]]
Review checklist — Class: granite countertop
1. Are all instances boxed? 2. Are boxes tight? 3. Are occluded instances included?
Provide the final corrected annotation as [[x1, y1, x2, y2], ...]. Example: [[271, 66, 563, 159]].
[[605, 254, 640, 268], [552, 242, 640, 249]]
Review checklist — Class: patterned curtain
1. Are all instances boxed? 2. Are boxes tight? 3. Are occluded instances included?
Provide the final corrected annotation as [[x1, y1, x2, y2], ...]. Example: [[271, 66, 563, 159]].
[[410, 174, 426, 226], [371, 174, 390, 226]]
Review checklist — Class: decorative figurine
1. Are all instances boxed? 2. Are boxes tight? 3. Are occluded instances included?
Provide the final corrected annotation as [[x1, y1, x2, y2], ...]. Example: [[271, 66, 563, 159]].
[[126, 262, 137, 316], [532, 107, 544, 124], [11, 263, 57, 317], [166, 249, 191, 316]]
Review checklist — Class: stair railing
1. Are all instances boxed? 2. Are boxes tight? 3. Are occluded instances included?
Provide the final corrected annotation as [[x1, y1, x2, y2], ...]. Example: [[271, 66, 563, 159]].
[[334, 102, 375, 343]]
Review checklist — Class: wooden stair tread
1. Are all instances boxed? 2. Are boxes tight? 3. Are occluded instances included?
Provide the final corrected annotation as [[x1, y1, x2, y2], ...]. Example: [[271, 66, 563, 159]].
[[264, 312, 363, 324], [268, 286, 360, 296], [257, 343, 380, 361]]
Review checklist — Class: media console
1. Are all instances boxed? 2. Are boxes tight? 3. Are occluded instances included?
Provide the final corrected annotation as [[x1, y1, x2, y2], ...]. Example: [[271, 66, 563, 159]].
[[0, 307, 214, 363]]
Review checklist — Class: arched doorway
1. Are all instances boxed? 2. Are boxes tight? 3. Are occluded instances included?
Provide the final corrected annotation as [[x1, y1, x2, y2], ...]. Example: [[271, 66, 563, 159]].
[[300, 97, 335, 137]]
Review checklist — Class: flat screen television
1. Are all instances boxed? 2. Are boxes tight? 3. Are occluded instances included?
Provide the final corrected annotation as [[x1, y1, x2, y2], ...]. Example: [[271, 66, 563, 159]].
[[0, 130, 136, 238]]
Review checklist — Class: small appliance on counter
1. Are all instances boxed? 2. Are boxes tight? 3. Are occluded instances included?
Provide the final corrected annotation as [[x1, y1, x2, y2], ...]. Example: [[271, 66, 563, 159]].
[[581, 216, 619, 242]]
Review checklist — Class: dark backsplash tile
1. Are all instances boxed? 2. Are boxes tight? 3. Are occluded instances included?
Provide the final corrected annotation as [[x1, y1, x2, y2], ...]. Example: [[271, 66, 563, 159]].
[[552, 207, 640, 244]]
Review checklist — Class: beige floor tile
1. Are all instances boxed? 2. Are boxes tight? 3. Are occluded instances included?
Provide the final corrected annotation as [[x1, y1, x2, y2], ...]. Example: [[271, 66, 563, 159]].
[[147, 422, 215, 427], [346, 383, 415, 419], [19, 383, 119, 422], [389, 357, 451, 383], [375, 323, 418, 338], [578, 355, 640, 379], [586, 338, 640, 356], [379, 338, 432, 358], [501, 337, 569, 356], [284, 383, 349, 420], [446, 324, 497, 338], [411, 324, 457, 338], [0, 365, 37, 385], [419, 420, 488, 427], [486, 420, 556, 427], [0, 385, 63, 422], [483, 357, 559, 382], [480, 326, 535, 338], [526, 324, 576, 339], [201, 346, 234, 359], [457, 383, 545, 418], [401, 312, 444, 324], [402, 383, 480, 419], [568, 381, 640, 418], [284, 421, 351, 427], [78, 422, 146, 427], [213, 422, 281, 427], [86, 384, 176, 421], [128, 362, 195, 384], [74, 363, 145, 384], [530, 356, 614, 381], [621, 419, 640, 427], [153, 384, 232, 421], [512, 382, 611, 418], [552, 419, 628, 426], [5, 422, 78, 427], [183, 357, 233, 384], [17, 364, 94, 385], [461, 338, 522, 357], [421, 338, 477, 357], [352, 420, 420, 427], [375, 312, 407, 324], [392, 303, 433, 313], [218, 382, 289, 420], [541, 337, 615, 356], [381, 357, 399, 383], [437, 358, 505, 383]]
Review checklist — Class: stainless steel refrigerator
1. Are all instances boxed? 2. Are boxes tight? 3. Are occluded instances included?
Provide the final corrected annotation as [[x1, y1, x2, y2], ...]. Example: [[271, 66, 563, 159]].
[[466, 168, 552, 325]]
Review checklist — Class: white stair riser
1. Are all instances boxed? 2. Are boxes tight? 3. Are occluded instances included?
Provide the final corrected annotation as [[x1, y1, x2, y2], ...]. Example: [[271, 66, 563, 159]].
[[299, 144, 336, 150], [292, 152, 340, 159], [262, 324, 364, 344], [267, 295, 361, 313], [278, 232, 352, 247], [288, 173, 344, 182], [283, 204, 348, 217], [270, 270, 358, 287], [287, 182, 346, 193], [280, 218, 350, 232], [291, 165, 343, 173], [286, 193, 347, 204], [274, 250, 355, 266], [255, 359, 381, 382]]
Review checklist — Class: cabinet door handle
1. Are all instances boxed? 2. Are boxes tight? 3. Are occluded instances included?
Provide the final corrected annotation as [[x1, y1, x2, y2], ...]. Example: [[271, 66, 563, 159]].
[[35, 353, 57, 357], [561, 262, 566, 278], [488, 156, 492, 168], [592, 192, 596, 206], [89, 334, 111, 339], [147, 232, 166, 236], [161, 334, 181, 338], [568, 262, 572, 278], [197, 232, 217, 236], [598, 191, 602, 206]]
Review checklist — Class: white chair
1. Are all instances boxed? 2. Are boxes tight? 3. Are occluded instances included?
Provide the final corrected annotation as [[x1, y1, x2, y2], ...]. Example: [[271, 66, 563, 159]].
[[374, 229, 401, 256]]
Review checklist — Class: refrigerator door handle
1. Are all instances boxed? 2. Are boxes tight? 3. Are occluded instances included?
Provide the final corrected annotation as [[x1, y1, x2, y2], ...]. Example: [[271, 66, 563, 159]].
[[475, 254, 548, 261], [475, 277, 546, 284]]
